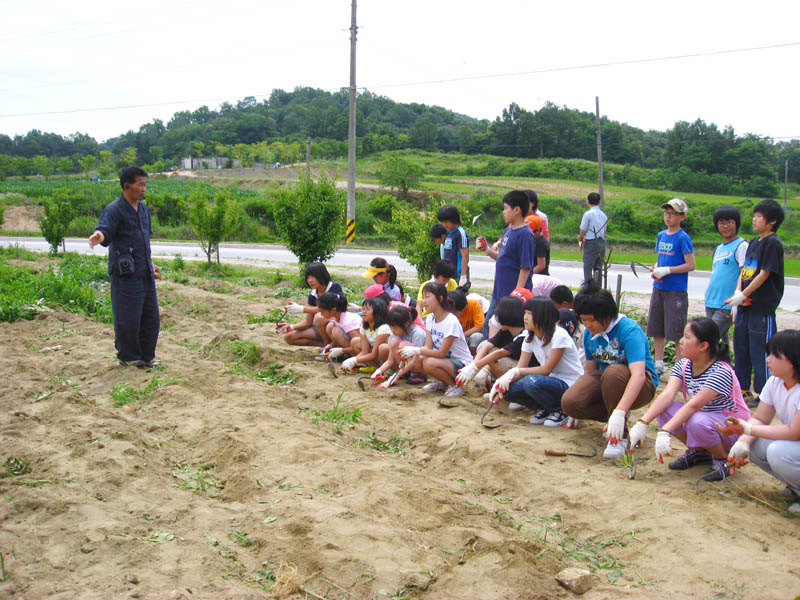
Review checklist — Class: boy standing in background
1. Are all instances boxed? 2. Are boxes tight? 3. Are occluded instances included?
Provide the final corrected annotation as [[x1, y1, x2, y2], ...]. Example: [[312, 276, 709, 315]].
[[478, 190, 536, 337], [428, 224, 447, 261], [437, 205, 469, 284], [726, 199, 785, 401], [704, 205, 748, 348], [528, 214, 550, 275], [646, 198, 695, 375]]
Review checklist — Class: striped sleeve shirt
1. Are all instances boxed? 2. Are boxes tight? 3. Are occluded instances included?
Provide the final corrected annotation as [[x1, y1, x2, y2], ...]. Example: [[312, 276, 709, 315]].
[[670, 359, 734, 412]]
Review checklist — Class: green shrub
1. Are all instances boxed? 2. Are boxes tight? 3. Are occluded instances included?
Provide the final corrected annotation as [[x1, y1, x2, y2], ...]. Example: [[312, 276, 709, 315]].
[[273, 171, 345, 270]]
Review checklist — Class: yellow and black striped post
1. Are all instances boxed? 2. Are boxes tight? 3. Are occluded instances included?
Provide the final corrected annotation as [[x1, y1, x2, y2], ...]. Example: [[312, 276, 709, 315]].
[[345, 218, 355, 244]]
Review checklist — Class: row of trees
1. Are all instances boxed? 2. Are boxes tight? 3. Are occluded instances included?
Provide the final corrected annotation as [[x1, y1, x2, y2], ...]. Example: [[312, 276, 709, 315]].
[[1, 87, 798, 190]]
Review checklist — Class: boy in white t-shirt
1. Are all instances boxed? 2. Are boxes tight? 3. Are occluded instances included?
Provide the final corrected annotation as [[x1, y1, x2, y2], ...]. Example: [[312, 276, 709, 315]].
[[488, 297, 583, 427]]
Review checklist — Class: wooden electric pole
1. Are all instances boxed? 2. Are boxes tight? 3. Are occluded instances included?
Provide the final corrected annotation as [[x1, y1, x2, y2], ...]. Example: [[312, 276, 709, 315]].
[[595, 96, 605, 210], [785, 159, 789, 211], [306, 136, 311, 168], [345, 0, 357, 244]]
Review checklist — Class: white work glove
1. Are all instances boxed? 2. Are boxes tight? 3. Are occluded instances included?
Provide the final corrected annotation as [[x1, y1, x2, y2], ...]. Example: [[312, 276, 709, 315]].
[[628, 420, 648, 450], [285, 302, 304, 314], [727, 439, 751, 473], [341, 357, 358, 372], [655, 431, 672, 463], [604, 409, 627, 444], [651, 266, 671, 280], [489, 367, 519, 405], [399, 346, 422, 360], [727, 439, 751, 462], [721, 416, 751, 436], [275, 323, 292, 334], [327, 347, 344, 360], [725, 291, 747, 307], [455, 362, 479, 386], [474, 365, 491, 388], [370, 369, 386, 381]]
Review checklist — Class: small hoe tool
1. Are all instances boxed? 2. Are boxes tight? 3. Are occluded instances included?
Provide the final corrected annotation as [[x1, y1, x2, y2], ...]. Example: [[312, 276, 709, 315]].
[[480, 403, 502, 428], [544, 445, 597, 458]]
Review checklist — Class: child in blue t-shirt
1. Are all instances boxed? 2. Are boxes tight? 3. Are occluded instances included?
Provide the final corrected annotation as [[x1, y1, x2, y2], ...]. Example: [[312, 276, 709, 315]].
[[646, 198, 695, 375], [477, 191, 536, 337], [437, 205, 470, 284], [561, 280, 659, 460], [704, 206, 748, 349]]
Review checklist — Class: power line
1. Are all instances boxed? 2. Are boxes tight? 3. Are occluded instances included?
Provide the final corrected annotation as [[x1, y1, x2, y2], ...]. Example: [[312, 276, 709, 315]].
[[2, 40, 797, 119], [363, 41, 800, 90]]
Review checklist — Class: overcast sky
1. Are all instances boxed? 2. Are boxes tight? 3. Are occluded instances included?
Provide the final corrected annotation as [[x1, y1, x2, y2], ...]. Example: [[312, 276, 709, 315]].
[[1, 0, 798, 143]]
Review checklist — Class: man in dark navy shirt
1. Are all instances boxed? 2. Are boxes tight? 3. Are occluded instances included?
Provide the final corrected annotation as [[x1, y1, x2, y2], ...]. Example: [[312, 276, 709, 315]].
[[89, 166, 161, 367]]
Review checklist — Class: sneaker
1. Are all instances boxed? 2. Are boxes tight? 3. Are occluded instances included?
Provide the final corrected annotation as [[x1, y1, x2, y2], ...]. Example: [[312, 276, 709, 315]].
[[508, 402, 524, 411], [529, 409, 550, 424], [602, 439, 629, 460], [668, 449, 712, 471], [144, 359, 162, 368], [543, 411, 569, 427], [443, 385, 465, 398], [742, 390, 759, 409], [701, 459, 730, 482], [119, 359, 146, 368], [407, 372, 427, 385], [423, 380, 447, 392]]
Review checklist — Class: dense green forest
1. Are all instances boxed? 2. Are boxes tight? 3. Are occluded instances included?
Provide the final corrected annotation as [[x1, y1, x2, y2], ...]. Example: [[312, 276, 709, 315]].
[[1, 87, 798, 197]]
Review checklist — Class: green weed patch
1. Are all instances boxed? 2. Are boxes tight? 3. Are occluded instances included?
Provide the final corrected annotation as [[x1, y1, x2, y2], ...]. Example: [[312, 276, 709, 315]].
[[111, 374, 182, 407]]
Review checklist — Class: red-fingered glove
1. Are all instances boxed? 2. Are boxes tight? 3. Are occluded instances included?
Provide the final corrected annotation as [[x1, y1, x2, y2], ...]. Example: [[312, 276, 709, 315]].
[[370, 371, 386, 382], [715, 416, 750, 437], [276, 322, 292, 334]]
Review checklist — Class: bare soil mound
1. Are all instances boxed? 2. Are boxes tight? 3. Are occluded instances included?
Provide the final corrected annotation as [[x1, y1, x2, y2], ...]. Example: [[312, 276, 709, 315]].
[[2, 271, 799, 599]]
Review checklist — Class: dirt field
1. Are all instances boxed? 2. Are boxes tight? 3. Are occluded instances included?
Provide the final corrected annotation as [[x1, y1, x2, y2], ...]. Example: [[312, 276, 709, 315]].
[[2, 263, 800, 600]]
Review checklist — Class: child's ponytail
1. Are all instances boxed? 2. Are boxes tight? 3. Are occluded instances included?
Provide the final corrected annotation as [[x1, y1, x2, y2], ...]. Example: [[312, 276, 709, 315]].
[[318, 292, 348, 314]]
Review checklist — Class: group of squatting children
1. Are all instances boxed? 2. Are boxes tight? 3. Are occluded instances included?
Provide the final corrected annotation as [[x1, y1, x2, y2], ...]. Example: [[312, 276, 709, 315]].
[[275, 190, 800, 514]]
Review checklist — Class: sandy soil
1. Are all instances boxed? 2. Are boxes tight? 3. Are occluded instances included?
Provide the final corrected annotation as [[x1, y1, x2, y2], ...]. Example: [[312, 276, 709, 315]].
[[2, 205, 43, 232], [2, 265, 800, 600]]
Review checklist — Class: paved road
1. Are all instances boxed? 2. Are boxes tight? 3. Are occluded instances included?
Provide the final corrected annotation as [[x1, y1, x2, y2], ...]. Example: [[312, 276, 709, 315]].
[[3, 236, 799, 311]]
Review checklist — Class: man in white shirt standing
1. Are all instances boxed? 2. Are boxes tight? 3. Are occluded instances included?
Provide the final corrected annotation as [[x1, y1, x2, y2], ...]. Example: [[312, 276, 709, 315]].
[[578, 192, 608, 284]]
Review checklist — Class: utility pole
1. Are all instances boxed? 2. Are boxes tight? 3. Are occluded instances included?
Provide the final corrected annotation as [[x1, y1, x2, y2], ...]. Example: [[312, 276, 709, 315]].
[[345, 0, 357, 244], [595, 96, 605, 210], [306, 136, 311, 168], [785, 159, 789, 211]]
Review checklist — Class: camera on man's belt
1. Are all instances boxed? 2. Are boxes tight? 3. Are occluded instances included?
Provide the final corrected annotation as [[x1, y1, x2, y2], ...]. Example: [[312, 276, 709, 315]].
[[116, 248, 135, 276]]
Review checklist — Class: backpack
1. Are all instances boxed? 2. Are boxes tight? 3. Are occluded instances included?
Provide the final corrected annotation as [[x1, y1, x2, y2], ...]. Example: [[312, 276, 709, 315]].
[[680, 360, 751, 420]]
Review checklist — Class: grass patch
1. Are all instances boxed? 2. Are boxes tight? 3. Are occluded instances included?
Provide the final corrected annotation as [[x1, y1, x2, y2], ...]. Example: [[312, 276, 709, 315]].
[[172, 461, 219, 493], [229, 531, 254, 547], [300, 388, 364, 434], [356, 433, 409, 456], [0, 253, 112, 323], [184, 302, 211, 315], [0, 243, 40, 261], [247, 308, 299, 324], [225, 339, 260, 366], [111, 374, 182, 407], [2, 456, 31, 478], [226, 361, 297, 385], [271, 286, 302, 299]]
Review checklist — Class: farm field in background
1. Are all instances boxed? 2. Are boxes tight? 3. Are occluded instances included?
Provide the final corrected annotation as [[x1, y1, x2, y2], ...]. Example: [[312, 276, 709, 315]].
[[2, 251, 800, 598]]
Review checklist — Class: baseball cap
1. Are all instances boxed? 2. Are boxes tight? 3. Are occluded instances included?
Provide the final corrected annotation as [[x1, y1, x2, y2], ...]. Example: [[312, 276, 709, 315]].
[[509, 287, 533, 302], [525, 214, 543, 232], [661, 198, 688, 214], [363, 284, 385, 299]]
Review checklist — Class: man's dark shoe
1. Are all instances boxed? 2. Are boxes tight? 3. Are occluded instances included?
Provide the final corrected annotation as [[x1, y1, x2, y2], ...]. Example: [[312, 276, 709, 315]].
[[119, 359, 146, 368], [144, 359, 162, 368], [668, 449, 712, 471]]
